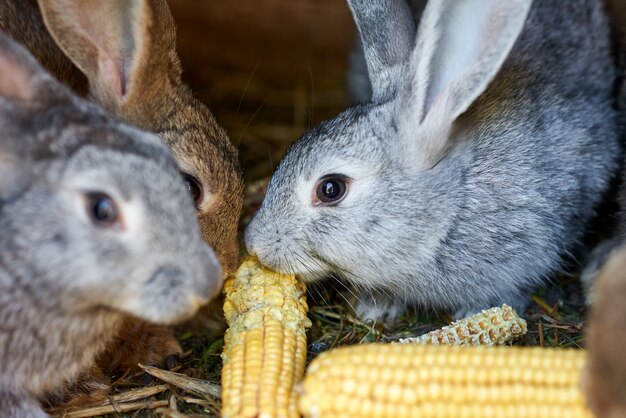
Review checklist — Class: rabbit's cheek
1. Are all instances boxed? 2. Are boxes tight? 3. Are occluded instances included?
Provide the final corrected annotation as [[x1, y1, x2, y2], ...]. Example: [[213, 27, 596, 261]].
[[0, 153, 30, 201], [196, 244, 224, 302]]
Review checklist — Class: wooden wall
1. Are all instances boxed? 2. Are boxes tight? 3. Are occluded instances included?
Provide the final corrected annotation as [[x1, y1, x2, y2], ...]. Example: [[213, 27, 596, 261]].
[[167, 0, 356, 180]]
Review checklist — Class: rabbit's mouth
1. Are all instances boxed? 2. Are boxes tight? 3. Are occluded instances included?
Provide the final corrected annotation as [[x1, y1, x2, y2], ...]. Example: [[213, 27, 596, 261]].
[[116, 289, 207, 325], [259, 249, 334, 283], [296, 269, 333, 284], [99, 264, 216, 324]]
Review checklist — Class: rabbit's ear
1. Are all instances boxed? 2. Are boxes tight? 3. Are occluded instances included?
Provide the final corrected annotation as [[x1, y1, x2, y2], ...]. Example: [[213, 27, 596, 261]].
[[0, 31, 53, 103], [403, 0, 532, 169], [348, 0, 416, 103], [37, 0, 168, 112], [0, 33, 45, 198]]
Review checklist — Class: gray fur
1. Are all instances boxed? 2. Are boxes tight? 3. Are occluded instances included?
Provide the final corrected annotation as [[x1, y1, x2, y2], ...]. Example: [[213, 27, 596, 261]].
[[347, 0, 415, 102], [346, 0, 429, 104], [0, 32, 221, 415], [246, 0, 621, 321]]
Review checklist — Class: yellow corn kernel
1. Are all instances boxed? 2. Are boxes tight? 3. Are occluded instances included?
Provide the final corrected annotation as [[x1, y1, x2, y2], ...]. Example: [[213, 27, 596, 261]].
[[298, 344, 591, 418], [221, 256, 312, 418], [398, 305, 527, 346]]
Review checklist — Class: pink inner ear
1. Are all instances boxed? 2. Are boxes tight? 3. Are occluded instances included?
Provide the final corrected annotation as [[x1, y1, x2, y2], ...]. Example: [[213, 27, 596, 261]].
[[97, 54, 124, 98], [0, 56, 37, 102]]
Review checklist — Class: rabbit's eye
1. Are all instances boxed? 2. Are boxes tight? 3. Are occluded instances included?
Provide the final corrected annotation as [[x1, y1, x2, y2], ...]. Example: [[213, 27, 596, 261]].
[[85, 192, 120, 227], [314, 175, 349, 206], [182, 173, 203, 209]]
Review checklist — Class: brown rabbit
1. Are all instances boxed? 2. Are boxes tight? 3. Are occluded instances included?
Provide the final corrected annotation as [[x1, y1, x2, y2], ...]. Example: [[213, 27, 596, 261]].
[[0, 0, 242, 392]]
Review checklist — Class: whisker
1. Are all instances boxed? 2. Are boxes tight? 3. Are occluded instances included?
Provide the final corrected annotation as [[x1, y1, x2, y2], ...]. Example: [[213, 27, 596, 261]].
[[237, 99, 267, 147], [237, 63, 260, 115], [254, 217, 273, 236]]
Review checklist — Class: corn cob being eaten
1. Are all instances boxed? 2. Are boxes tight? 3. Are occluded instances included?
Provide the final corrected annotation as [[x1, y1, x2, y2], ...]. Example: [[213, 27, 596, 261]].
[[221, 256, 312, 418], [398, 304, 527, 346], [298, 344, 592, 418]]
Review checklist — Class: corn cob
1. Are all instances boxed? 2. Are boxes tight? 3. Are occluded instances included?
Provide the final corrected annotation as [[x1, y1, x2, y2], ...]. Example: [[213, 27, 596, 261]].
[[221, 256, 312, 418], [398, 304, 527, 346], [298, 344, 592, 418]]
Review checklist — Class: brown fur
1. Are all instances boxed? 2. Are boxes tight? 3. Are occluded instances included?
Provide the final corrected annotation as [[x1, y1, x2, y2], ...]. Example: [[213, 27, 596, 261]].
[[0, 0, 242, 405], [42, 366, 110, 409], [584, 247, 626, 418]]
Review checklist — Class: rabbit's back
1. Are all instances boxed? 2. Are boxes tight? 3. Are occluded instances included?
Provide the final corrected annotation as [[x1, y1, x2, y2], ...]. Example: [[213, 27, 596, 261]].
[[469, 0, 618, 240], [428, 0, 620, 312]]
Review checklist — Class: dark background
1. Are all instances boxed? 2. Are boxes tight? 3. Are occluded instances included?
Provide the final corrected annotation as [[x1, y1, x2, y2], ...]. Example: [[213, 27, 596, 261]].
[[167, 0, 357, 182]]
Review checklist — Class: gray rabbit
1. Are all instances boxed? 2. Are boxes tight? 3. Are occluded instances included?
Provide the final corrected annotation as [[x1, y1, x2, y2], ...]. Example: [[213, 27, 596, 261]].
[[0, 31, 221, 416], [246, 0, 621, 321]]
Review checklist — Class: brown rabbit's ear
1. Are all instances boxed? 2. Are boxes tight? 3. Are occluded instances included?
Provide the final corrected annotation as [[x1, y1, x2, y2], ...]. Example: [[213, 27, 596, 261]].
[[37, 0, 171, 112]]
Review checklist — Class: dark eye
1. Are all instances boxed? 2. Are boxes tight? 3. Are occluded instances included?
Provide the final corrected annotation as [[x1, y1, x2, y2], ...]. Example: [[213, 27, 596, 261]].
[[314, 175, 349, 206], [182, 173, 203, 209], [85, 192, 120, 227]]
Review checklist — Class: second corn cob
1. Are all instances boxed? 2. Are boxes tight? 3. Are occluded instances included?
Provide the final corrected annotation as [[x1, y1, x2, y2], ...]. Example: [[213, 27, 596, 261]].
[[398, 304, 527, 346], [221, 256, 312, 418], [298, 344, 592, 418]]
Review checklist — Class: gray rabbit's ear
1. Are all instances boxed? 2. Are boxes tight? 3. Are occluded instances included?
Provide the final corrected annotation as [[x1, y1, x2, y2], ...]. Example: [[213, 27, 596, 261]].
[[402, 0, 532, 169], [0, 32, 52, 198], [347, 0, 416, 103], [37, 0, 155, 111], [0, 31, 54, 103]]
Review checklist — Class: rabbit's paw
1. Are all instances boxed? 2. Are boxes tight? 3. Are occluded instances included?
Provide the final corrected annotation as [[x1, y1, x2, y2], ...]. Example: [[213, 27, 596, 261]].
[[355, 293, 406, 323]]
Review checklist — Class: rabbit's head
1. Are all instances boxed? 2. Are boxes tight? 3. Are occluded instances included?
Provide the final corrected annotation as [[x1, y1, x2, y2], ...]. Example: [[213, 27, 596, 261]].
[[37, 0, 244, 275], [0, 31, 222, 324], [246, 0, 532, 291]]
